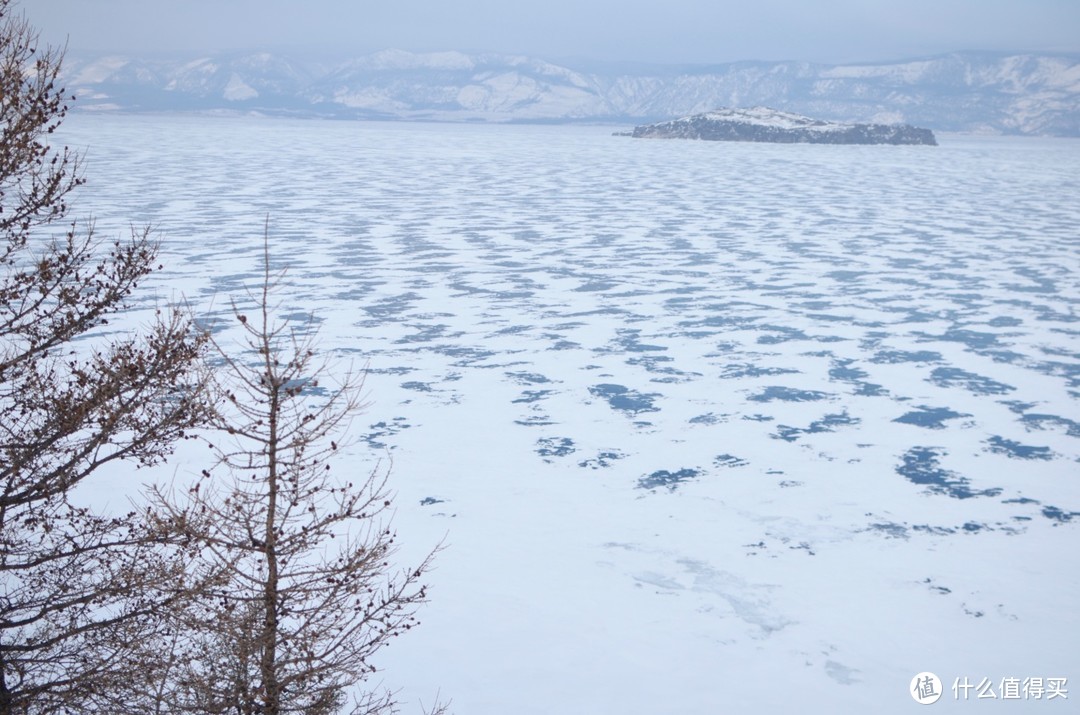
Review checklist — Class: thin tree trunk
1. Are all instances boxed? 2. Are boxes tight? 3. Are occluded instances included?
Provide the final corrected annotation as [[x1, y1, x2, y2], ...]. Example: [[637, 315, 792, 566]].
[[259, 277, 281, 715], [0, 653, 12, 715]]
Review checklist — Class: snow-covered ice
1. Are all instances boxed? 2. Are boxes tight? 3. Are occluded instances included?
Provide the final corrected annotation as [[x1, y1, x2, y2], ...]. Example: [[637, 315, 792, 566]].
[[59, 114, 1078, 713]]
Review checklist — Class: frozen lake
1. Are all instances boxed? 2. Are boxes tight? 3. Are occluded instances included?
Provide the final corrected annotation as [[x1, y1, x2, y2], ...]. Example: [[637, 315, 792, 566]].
[[60, 113, 1078, 713]]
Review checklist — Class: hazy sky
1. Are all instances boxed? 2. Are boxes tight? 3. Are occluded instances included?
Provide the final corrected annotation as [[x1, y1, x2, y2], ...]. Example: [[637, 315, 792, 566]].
[[26, 0, 1080, 65]]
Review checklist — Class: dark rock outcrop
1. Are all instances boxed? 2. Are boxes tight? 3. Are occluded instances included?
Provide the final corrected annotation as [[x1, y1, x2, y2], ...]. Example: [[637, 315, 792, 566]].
[[631, 107, 937, 145]]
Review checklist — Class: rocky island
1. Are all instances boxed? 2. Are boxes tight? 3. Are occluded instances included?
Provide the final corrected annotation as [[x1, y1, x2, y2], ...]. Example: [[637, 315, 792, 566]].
[[630, 107, 937, 145]]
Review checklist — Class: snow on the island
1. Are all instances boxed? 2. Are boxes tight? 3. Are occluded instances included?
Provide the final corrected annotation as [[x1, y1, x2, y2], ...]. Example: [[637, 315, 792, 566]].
[[58, 114, 1078, 714], [696, 106, 851, 130]]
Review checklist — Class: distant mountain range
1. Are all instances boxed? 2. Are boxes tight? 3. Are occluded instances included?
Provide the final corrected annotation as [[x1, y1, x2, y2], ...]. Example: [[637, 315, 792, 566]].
[[61, 49, 1080, 136]]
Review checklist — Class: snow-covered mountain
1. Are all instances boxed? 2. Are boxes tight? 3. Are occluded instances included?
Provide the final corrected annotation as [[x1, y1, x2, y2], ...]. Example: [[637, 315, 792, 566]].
[[61, 49, 1080, 135]]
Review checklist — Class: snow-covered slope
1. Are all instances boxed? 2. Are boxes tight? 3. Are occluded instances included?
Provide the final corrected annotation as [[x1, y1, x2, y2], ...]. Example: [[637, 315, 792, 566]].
[[59, 50, 1080, 135]]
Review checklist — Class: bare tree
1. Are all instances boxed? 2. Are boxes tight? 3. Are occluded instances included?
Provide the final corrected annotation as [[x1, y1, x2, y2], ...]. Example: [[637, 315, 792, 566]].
[[145, 235, 435, 715], [0, 1, 211, 712]]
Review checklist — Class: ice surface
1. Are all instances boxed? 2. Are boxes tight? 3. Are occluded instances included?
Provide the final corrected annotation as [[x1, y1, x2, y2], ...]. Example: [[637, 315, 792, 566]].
[[57, 114, 1078, 713]]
